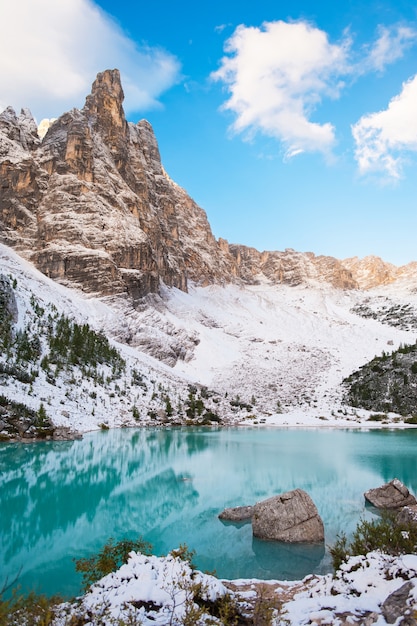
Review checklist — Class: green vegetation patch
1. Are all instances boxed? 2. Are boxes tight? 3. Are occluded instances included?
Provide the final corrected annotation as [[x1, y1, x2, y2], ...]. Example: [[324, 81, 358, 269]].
[[330, 511, 417, 571], [343, 342, 417, 415], [0, 396, 54, 441]]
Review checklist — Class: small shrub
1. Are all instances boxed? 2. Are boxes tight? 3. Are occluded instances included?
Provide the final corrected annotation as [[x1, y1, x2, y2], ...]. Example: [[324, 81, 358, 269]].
[[170, 544, 196, 569], [201, 411, 221, 423], [367, 413, 387, 422], [329, 531, 349, 571], [0, 590, 62, 626], [165, 396, 173, 417], [330, 512, 417, 572], [204, 592, 241, 625], [251, 583, 277, 626], [75, 536, 153, 591]]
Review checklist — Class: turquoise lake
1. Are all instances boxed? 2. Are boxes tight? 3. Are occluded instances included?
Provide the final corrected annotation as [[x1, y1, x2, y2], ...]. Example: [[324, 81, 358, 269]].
[[1, 427, 417, 598]]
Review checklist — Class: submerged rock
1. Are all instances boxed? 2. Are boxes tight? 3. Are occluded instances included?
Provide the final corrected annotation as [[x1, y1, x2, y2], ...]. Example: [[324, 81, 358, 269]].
[[218, 505, 254, 522], [364, 479, 417, 510], [252, 489, 324, 543]]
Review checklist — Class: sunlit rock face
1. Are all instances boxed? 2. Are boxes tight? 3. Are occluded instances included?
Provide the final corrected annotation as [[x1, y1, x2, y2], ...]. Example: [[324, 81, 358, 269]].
[[1, 68, 413, 300], [227, 245, 358, 289], [343, 255, 398, 289], [0, 69, 236, 299], [342, 255, 417, 291]]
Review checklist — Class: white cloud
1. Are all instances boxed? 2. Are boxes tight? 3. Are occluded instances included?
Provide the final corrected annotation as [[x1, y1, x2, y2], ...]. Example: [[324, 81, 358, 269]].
[[212, 20, 350, 159], [0, 0, 181, 121], [352, 74, 417, 179], [364, 24, 417, 73]]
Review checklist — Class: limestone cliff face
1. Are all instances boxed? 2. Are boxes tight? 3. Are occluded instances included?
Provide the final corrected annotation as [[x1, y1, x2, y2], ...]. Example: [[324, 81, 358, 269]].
[[343, 255, 417, 290], [342, 256, 397, 289], [0, 69, 412, 297], [0, 69, 236, 298], [227, 245, 358, 289]]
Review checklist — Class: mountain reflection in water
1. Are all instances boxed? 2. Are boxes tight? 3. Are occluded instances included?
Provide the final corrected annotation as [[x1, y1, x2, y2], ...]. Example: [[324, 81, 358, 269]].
[[1, 426, 417, 597]]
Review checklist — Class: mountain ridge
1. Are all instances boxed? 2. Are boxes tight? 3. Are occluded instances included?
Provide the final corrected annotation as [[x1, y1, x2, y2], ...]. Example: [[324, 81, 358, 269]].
[[2, 68, 417, 438], [1, 68, 414, 299]]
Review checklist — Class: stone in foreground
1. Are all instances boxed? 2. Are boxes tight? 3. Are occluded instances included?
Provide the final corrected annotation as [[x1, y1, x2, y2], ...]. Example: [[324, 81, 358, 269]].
[[251, 489, 324, 543], [364, 479, 417, 510], [218, 505, 254, 522], [381, 581, 415, 624]]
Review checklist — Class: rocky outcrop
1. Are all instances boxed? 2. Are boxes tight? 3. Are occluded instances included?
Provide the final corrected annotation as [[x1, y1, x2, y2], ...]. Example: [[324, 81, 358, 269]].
[[344, 255, 417, 291], [229, 246, 358, 289], [218, 491, 324, 542], [364, 479, 417, 510], [343, 255, 398, 289], [397, 505, 417, 525], [0, 274, 18, 325], [251, 489, 324, 543]]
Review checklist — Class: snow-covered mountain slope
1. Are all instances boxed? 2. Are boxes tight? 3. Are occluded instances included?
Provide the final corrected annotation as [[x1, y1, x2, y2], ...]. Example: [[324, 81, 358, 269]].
[[0, 243, 239, 437], [2, 241, 417, 438], [153, 280, 417, 421]]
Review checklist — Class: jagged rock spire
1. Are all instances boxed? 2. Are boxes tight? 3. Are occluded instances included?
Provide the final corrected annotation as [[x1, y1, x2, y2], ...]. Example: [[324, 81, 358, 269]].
[[83, 69, 128, 168], [83, 69, 126, 128]]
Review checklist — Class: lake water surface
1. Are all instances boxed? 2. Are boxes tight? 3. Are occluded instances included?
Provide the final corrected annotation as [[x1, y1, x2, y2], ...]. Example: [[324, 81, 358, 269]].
[[1, 427, 417, 597]]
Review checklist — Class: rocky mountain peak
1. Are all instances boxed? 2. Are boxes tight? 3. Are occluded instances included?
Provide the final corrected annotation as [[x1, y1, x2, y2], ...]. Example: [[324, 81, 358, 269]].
[[0, 105, 40, 153], [0, 68, 414, 301], [0, 70, 238, 299], [83, 69, 128, 169], [84, 68, 125, 118], [343, 255, 411, 290]]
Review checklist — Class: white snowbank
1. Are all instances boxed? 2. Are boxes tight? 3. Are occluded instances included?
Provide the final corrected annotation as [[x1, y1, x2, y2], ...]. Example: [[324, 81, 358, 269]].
[[54, 549, 417, 625], [56, 551, 229, 625]]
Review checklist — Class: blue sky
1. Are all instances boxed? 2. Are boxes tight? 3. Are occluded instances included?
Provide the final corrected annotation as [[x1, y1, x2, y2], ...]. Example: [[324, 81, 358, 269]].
[[1, 1, 417, 265]]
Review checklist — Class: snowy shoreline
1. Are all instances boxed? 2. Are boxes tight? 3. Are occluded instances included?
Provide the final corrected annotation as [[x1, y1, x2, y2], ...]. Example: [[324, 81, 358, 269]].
[[51, 549, 417, 625]]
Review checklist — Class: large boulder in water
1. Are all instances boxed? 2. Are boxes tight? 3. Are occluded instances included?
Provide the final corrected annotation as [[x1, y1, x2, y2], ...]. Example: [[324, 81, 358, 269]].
[[364, 479, 416, 510], [252, 489, 324, 543]]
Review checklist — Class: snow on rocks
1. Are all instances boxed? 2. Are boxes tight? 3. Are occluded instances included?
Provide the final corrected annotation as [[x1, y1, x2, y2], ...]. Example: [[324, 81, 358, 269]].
[[52, 550, 417, 625], [56, 551, 229, 625], [2, 240, 417, 435], [279, 551, 417, 625]]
